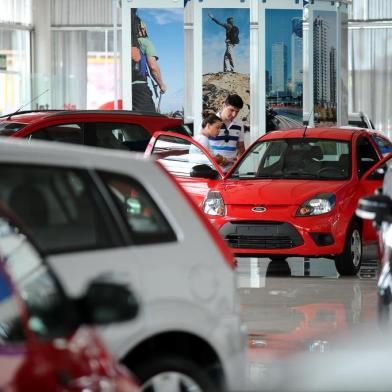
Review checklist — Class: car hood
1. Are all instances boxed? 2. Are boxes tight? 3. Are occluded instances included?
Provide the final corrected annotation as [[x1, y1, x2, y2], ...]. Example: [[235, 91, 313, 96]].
[[216, 179, 348, 205]]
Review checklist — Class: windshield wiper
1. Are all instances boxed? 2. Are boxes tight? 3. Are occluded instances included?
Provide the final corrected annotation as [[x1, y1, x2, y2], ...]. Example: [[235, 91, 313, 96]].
[[230, 171, 256, 179]]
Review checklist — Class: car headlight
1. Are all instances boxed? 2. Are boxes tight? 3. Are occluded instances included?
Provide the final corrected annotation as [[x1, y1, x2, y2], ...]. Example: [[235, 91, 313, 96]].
[[296, 193, 336, 217], [203, 191, 226, 216]]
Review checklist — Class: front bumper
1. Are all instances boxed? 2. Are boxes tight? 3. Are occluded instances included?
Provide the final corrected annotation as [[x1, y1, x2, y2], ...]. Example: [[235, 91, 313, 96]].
[[210, 212, 347, 257]]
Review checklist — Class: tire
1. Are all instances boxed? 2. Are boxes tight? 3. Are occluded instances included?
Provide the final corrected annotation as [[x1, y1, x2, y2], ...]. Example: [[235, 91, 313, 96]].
[[334, 221, 362, 276], [269, 256, 287, 262], [134, 355, 218, 392], [267, 259, 291, 276]]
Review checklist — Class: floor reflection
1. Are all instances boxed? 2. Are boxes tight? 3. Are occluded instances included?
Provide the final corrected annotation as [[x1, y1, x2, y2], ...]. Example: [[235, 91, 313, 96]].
[[237, 257, 379, 390]]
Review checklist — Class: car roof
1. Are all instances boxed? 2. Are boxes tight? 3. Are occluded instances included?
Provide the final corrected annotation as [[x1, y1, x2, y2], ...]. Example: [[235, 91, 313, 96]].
[[0, 110, 181, 124], [0, 137, 157, 174], [0, 111, 61, 124], [262, 127, 363, 141]]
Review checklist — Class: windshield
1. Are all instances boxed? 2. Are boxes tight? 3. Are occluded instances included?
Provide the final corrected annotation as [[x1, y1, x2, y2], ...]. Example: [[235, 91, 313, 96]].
[[231, 138, 351, 180], [0, 122, 26, 136]]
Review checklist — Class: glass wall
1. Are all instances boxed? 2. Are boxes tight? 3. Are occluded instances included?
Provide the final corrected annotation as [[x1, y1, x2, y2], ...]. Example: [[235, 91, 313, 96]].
[[51, 29, 120, 110], [0, 28, 31, 115]]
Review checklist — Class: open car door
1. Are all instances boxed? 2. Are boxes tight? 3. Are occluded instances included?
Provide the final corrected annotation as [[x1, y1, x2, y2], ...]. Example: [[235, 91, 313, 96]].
[[360, 152, 392, 243], [145, 131, 224, 207]]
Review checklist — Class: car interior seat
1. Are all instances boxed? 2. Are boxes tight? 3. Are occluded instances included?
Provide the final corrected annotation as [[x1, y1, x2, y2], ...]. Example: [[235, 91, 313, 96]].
[[283, 147, 304, 173], [309, 145, 323, 161], [338, 154, 350, 176], [9, 184, 49, 227]]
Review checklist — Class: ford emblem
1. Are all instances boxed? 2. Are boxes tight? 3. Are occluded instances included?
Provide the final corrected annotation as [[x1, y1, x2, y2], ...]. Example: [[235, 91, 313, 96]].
[[252, 206, 267, 213]]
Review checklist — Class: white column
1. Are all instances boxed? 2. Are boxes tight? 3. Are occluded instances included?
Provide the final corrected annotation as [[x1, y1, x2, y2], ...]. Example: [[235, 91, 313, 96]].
[[250, 0, 260, 144], [32, 0, 51, 109]]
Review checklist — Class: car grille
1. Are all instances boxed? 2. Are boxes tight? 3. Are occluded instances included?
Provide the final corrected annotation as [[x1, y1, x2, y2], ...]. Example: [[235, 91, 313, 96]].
[[220, 221, 303, 249], [226, 235, 296, 249]]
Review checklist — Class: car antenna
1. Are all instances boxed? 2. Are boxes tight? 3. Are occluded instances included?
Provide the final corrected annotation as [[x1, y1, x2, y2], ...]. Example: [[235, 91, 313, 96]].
[[302, 108, 314, 138], [4, 89, 50, 120]]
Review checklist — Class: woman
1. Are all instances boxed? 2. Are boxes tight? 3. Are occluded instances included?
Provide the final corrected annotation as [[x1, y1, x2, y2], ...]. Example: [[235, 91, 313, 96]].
[[194, 112, 229, 167]]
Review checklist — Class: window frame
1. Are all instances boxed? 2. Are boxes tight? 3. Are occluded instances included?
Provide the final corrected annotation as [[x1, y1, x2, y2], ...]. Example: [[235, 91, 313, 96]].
[[0, 163, 125, 255], [97, 170, 177, 245]]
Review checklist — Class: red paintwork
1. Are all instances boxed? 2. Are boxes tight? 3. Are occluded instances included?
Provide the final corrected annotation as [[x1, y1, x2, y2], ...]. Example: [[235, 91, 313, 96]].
[[0, 328, 139, 391], [4, 110, 183, 140], [248, 303, 347, 358], [0, 208, 139, 392], [148, 128, 392, 258], [98, 99, 124, 110]]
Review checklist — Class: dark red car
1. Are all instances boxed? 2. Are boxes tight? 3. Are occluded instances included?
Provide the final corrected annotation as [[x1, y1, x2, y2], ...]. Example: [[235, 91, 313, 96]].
[[146, 127, 392, 275], [0, 206, 139, 391], [0, 110, 189, 152]]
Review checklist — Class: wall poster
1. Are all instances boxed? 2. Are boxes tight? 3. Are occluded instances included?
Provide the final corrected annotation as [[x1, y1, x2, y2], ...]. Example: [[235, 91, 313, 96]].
[[312, 10, 337, 126], [265, 9, 303, 130], [131, 8, 184, 116], [202, 8, 250, 128]]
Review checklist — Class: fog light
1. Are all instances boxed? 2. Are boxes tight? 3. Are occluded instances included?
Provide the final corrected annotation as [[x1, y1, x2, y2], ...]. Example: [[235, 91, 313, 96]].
[[310, 232, 334, 246]]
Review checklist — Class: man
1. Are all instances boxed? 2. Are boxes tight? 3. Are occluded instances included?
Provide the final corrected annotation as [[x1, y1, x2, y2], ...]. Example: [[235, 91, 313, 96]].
[[208, 13, 240, 73], [132, 10, 167, 112], [209, 94, 245, 172]]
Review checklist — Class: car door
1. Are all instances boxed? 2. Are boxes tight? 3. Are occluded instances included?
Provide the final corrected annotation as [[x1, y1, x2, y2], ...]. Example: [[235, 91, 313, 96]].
[[359, 152, 392, 243], [145, 131, 224, 207], [0, 163, 145, 313]]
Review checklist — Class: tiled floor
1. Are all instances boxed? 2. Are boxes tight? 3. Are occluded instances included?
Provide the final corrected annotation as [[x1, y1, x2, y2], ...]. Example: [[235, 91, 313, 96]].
[[236, 257, 379, 390]]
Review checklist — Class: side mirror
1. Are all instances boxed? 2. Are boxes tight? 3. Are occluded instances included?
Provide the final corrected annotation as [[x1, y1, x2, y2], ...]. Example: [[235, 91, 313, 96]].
[[356, 194, 392, 225], [80, 280, 139, 325], [190, 164, 219, 179]]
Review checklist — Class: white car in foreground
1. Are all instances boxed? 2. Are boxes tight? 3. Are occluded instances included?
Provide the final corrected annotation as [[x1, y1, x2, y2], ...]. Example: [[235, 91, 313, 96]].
[[0, 138, 246, 392]]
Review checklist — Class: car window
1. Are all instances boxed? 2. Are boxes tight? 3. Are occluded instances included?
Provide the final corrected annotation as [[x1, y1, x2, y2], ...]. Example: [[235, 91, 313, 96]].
[[162, 125, 192, 137], [0, 122, 27, 136], [0, 217, 77, 342], [0, 165, 118, 254], [29, 123, 83, 144], [356, 136, 380, 178], [232, 138, 351, 180], [98, 171, 177, 245], [372, 134, 392, 156], [348, 120, 368, 129], [151, 134, 216, 177], [84, 123, 151, 152], [366, 155, 392, 181]]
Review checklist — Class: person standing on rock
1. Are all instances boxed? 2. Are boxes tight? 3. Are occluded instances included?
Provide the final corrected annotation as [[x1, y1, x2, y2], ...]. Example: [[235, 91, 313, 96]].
[[209, 94, 245, 173], [208, 13, 240, 73]]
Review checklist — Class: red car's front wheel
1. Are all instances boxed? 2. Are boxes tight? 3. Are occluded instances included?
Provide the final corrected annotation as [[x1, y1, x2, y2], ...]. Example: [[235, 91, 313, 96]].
[[334, 221, 362, 276]]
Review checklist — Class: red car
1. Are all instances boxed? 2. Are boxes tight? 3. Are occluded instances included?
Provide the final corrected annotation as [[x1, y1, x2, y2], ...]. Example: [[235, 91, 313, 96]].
[[0, 109, 189, 152], [0, 206, 139, 391], [146, 127, 392, 275]]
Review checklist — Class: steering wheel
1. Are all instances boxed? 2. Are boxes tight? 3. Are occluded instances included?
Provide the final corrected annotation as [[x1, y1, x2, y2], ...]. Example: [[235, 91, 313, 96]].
[[317, 167, 345, 178]]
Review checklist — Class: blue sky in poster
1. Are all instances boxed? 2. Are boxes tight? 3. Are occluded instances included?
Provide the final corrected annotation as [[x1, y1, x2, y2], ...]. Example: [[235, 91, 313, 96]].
[[265, 9, 302, 80], [202, 8, 250, 75], [137, 9, 183, 113]]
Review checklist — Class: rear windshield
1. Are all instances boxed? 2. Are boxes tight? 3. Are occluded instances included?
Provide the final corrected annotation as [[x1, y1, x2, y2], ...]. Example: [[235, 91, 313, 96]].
[[162, 125, 192, 137], [0, 122, 26, 136], [231, 138, 351, 180]]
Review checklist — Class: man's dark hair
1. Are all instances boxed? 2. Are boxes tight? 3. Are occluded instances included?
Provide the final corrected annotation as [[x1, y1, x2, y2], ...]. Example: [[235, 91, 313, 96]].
[[225, 94, 243, 109], [201, 112, 222, 128]]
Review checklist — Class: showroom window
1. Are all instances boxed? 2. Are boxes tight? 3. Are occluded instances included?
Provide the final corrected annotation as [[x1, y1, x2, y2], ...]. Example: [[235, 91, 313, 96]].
[[52, 29, 120, 110], [0, 0, 32, 115]]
